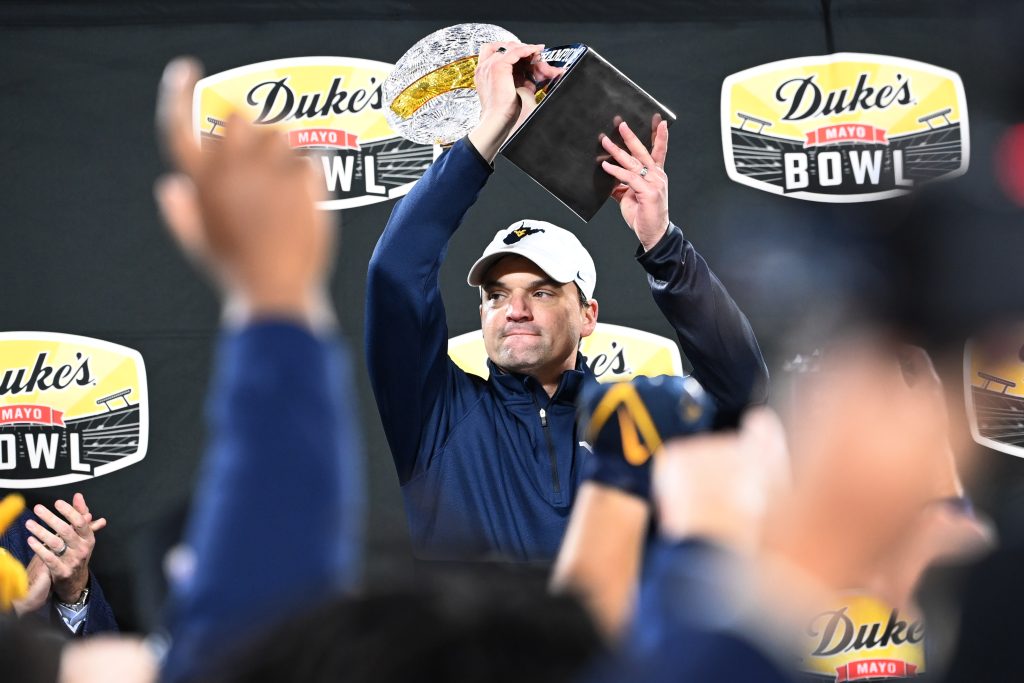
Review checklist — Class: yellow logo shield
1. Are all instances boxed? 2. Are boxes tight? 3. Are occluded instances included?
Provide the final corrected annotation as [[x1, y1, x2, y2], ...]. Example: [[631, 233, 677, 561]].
[[194, 57, 440, 211], [801, 595, 926, 681], [721, 53, 969, 202], [0, 333, 148, 489]]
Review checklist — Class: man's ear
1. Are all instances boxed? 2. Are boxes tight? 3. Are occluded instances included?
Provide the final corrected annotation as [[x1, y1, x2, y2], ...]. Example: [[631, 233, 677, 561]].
[[580, 299, 598, 338]]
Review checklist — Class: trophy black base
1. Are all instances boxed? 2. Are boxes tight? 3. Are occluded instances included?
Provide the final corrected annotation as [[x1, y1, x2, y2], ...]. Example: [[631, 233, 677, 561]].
[[500, 44, 677, 222]]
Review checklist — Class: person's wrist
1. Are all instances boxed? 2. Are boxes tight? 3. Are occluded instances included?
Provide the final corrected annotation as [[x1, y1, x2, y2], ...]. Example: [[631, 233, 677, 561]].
[[468, 112, 517, 163], [639, 221, 670, 252], [248, 289, 315, 320], [12, 595, 41, 616], [658, 504, 758, 554], [224, 286, 336, 333], [480, 106, 518, 129], [54, 579, 88, 605]]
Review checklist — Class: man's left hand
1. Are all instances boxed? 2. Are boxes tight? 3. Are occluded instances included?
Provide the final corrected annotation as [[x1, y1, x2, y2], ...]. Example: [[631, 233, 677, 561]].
[[601, 119, 670, 251], [25, 493, 107, 603]]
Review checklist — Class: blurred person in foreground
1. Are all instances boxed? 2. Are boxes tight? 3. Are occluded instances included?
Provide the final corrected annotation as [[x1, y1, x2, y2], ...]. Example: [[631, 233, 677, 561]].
[[770, 345, 990, 610], [40, 52, 366, 683], [365, 40, 768, 563], [150, 56, 365, 683], [552, 376, 795, 679], [205, 569, 602, 683], [551, 341, 991, 681]]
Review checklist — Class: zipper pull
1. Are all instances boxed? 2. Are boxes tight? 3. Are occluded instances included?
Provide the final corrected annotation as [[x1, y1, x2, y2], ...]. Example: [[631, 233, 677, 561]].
[[539, 407, 548, 427]]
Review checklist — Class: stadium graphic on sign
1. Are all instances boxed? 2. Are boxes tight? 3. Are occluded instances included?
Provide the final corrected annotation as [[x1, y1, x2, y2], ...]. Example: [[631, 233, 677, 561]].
[[194, 57, 441, 211], [0, 333, 148, 489], [447, 323, 684, 383], [721, 53, 969, 202], [964, 334, 1024, 459], [800, 594, 926, 681]]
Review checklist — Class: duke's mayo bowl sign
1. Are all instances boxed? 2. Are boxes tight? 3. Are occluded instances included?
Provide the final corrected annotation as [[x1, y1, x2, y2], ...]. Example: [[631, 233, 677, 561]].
[[194, 57, 440, 211], [0, 333, 148, 489], [721, 53, 969, 202]]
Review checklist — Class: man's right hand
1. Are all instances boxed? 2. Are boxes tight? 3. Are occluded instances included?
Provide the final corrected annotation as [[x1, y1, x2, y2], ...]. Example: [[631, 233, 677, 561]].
[[468, 42, 561, 163], [11, 555, 51, 616]]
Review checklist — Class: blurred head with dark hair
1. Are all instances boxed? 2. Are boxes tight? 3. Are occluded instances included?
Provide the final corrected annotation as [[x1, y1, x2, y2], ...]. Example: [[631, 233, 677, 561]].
[[0, 616, 64, 683], [205, 568, 603, 683], [766, 337, 991, 606]]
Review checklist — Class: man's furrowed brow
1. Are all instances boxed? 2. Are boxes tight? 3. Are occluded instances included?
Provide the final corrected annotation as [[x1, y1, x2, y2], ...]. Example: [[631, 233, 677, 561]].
[[531, 277, 562, 289], [482, 277, 561, 290]]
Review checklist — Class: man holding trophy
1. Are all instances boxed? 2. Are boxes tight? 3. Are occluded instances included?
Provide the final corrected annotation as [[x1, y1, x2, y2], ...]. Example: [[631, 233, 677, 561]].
[[366, 38, 768, 562]]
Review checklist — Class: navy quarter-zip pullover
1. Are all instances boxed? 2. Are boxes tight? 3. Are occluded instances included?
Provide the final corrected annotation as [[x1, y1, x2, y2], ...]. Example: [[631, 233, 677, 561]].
[[366, 138, 767, 562]]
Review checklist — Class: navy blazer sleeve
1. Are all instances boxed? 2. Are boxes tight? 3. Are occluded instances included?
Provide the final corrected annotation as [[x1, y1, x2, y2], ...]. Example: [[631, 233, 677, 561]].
[[365, 139, 493, 484], [0, 509, 118, 635], [636, 224, 769, 416], [161, 321, 364, 683]]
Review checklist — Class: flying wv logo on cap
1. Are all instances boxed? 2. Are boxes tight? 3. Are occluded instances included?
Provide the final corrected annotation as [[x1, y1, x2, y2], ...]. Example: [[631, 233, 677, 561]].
[[503, 223, 546, 245]]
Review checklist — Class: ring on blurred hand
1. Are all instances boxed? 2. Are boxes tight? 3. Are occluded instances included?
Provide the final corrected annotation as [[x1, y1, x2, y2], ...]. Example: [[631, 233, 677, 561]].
[[496, 46, 508, 53], [53, 540, 68, 557], [639, 166, 649, 178]]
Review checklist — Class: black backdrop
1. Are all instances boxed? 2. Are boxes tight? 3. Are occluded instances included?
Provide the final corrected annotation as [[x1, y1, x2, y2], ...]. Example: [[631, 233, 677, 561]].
[[3, 0, 1024, 631]]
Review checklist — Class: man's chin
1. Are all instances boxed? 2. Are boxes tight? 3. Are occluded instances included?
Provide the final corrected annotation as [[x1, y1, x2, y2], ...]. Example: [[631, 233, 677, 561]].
[[496, 358, 542, 376], [492, 349, 545, 376]]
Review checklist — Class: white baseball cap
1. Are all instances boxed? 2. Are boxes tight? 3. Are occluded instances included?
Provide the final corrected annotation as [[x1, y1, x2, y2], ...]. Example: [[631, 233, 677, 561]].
[[467, 219, 597, 300]]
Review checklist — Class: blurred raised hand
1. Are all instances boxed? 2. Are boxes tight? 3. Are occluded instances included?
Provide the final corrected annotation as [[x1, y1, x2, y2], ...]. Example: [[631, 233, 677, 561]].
[[654, 406, 790, 555], [155, 57, 335, 327]]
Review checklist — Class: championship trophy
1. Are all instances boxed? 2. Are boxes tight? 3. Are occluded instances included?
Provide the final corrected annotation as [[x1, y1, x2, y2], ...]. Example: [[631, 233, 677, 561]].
[[384, 24, 676, 221], [383, 23, 519, 147]]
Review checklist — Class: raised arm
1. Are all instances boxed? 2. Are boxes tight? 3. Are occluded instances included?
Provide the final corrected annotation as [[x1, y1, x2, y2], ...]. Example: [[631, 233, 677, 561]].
[[637, 225, 768, 415], [366, 40, 555, 482], [601, 121, 769, 416], [162, 323, 363, 683], [586, 409, 792, 683], [552, 376, 716, 639], [365, 138, 492, 483], [153, 57, 363, 683]]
